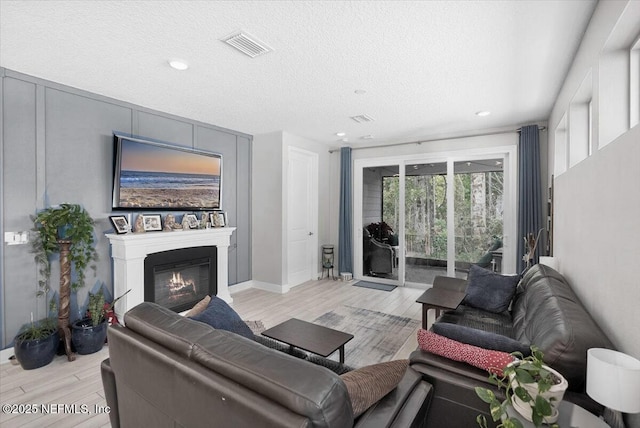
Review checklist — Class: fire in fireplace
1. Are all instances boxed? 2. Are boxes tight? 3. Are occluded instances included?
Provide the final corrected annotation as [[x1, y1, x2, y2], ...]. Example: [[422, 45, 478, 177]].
[[144, 246, 217, 313]]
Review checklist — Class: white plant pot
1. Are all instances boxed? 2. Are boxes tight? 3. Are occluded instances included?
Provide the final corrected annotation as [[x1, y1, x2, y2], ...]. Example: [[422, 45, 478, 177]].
[[509, 363, 568, 424]]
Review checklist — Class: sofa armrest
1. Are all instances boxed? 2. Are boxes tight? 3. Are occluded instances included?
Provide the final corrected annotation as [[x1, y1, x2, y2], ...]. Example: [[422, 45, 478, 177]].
[[409, 350, 503, 427], [355, 367, 432, 428], [100, 358, 120, 428]]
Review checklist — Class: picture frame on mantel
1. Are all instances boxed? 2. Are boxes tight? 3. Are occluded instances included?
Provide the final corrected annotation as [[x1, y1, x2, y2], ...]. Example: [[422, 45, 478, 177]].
[[184, 214, 199, 229], [210, 211, 226, 227], [142, 214, 162, 232], [109, 215, 130, 234]]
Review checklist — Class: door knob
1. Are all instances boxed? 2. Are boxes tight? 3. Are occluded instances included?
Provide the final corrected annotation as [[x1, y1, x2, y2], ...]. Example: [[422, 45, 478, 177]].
[[308, 232, 314, 236]]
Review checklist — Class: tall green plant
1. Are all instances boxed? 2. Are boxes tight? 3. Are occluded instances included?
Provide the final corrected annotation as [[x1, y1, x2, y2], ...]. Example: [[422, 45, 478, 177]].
[[31, 203, 98, 292]]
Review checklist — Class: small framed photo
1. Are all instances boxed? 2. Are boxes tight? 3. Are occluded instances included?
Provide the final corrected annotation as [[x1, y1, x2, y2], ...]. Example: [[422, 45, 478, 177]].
[[142, 214, 162, 232], [210, 211, 226, 227], [109, 215, 130, 234], [184, 214, 199, 229]]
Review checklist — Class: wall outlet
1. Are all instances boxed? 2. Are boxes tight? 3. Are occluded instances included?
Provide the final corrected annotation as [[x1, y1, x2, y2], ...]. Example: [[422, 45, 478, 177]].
[[4, 231, 29, 245]]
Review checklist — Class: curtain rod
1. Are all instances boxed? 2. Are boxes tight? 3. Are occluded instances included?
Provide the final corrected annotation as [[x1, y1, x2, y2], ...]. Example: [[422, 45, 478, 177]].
[[328, 126, 546, 153]]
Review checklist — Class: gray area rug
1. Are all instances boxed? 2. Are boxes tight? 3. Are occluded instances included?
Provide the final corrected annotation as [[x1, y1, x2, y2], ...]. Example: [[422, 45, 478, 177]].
[[245, 320, 266, 335], [313, 306, 419, 368], [353, 281, 397, 292]]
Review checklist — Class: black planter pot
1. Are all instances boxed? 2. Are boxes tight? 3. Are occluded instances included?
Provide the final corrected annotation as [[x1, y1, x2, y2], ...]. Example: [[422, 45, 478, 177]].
[[14, 330, 59, 370], [71, 318, 107, 355]]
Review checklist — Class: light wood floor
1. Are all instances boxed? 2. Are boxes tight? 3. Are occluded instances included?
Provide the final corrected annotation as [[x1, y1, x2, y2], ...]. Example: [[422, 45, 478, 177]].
[[0, 279, 427, 428]]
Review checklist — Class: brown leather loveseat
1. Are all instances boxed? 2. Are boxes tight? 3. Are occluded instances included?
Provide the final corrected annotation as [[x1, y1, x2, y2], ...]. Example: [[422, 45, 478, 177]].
[[101, 302, 433, 428]]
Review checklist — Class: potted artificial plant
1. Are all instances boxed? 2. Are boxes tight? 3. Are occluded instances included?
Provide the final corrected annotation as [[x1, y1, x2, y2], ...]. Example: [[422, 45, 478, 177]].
[[475, 347, 568, 428], [32, 203, 98, 361], [71, 288, 130, 354]]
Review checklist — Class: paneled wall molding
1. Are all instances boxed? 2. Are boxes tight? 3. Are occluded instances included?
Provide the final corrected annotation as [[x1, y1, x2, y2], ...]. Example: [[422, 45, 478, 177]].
[[2, 68, 252, 140], [1, 68, 252, 348]]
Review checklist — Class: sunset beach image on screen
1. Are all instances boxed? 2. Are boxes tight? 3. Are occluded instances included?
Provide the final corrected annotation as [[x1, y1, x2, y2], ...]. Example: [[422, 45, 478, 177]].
[[114, 137, 221, 209]]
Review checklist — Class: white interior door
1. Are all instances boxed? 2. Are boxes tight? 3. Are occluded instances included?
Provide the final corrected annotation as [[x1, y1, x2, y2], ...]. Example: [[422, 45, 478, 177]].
[[287, 147, 318, 287]]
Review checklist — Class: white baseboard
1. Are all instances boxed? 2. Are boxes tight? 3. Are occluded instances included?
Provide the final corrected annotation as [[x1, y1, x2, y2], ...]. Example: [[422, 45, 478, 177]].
[[229, 280, 254, 294], [1, 346, 15, 365], [246, 280, 290, 294]]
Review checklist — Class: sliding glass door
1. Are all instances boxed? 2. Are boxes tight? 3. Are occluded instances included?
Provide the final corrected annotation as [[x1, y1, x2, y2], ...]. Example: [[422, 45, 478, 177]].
[[453, 159, 505, 274], [362, 165, 399, 281], [354, 149, 514, 286], [404, 162, 448, 286]]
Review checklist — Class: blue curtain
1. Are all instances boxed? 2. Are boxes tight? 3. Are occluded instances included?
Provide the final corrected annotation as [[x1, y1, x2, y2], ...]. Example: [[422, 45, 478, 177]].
[[338, 147, 353, 274], [517, 125, 545, 273]]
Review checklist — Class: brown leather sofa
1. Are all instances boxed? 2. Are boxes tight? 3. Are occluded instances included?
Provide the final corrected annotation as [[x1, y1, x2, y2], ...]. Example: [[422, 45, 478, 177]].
[[101, 302, 433, 428], [409, 264, 615, 427]]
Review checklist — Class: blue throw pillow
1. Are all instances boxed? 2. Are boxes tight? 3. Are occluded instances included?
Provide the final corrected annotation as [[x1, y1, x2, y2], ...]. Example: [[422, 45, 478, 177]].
[[431, 322, 531, 356], [189, 296, 254, 340], [463, 265, 519, 313]]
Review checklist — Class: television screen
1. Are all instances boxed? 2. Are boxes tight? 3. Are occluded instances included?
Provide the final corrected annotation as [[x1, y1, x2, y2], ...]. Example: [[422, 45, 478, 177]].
[[112, 134, 222, 210]]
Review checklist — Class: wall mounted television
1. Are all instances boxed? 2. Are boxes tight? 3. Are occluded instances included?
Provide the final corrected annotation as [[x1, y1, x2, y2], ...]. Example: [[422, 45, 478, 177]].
[[112, 134, 222, 210]]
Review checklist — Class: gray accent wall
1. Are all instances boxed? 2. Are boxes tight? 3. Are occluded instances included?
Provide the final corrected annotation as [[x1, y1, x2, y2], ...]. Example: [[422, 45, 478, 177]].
[[1, 68, 252, 348]]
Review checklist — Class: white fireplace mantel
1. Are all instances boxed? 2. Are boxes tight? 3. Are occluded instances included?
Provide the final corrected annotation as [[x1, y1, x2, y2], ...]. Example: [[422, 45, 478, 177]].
[[106, 228, 235, 318]]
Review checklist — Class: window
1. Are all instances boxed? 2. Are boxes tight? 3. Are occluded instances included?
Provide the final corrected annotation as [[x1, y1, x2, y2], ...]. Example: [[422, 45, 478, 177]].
[[554, 113, 568, 176], [569, 70, 592, 167], [630, 35, 640, 128]]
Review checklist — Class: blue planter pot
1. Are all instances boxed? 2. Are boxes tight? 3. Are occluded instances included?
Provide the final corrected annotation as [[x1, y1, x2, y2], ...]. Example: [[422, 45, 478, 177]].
[[14, 330, 59, 370], [71, 318, 107, 355]]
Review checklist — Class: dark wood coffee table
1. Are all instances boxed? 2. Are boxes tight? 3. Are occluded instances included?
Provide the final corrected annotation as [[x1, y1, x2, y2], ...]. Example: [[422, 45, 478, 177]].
[[261, 318, 354, 363], [416, 288, 466, 329]]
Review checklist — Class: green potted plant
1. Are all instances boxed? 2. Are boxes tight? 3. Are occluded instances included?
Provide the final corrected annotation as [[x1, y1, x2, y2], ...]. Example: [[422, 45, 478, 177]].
[[71, 288, 130, 355], [13, 239, 62, 370], [71, 289, 107, 355], [32, 203, 98, 360], [32, 203, 98, 290], [13, 315, 59, 370], [475, 347, 568, 428]]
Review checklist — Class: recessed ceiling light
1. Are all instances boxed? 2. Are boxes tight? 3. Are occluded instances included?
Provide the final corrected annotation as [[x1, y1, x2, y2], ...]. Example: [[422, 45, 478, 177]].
[[336, 132, 346, 137], [354, 89, 367, 95], [168, 60, 189, 70], [360, 135, 374, 140], [341, 137, 349, 142], [475, 111, 491, 117]]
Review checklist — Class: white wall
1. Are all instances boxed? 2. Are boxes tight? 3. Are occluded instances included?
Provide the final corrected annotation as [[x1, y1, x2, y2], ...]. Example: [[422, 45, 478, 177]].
[[548, 0, 640, 355], [252, 131, 334, 289], [252, 131, 284, 286], [350, 131, 522, 161], [548, 4, 640, 425], [554, 127, 640, 348]]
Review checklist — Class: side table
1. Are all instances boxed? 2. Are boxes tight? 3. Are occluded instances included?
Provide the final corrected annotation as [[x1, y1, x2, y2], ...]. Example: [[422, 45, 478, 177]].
[[416, 287, 466, 329]]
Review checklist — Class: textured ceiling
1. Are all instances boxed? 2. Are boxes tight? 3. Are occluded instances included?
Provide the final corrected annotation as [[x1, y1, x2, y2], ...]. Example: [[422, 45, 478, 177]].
[[0, 0, 597, 146]]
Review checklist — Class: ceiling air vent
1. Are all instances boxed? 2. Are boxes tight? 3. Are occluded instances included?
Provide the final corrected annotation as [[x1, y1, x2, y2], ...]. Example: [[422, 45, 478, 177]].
[[221, 31, 272, 58], [350, 114, 375, 123]]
